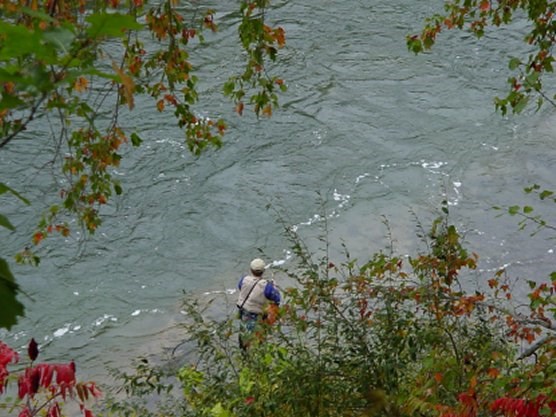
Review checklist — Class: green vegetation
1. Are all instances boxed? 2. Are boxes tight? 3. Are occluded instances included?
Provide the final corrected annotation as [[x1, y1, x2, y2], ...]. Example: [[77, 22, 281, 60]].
[[0, 1, 555, 417], [408, 0, 556, 115], [94, 202, 555, 417], [1, 203, 555, 416]]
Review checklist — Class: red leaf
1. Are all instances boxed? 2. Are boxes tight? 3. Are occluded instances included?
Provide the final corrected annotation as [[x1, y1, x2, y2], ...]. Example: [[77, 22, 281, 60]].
[[47, 402, 61, 417], [55, 362, 76, 388], [28, 338, 39, 361], [18, 407, 32, 417], [37, 363, 54, 388], [17, 367, 41, 399], [0, 342, 19, 393], [86, 382, 102, 398]]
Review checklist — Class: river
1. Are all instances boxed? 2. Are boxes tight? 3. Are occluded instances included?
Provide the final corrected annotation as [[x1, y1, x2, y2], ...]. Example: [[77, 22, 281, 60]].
[[1, 0, 555, 382]]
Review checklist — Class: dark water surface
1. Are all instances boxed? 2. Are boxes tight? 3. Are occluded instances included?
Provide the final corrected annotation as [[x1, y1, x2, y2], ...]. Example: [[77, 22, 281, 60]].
[[1, 0, 555, 380]]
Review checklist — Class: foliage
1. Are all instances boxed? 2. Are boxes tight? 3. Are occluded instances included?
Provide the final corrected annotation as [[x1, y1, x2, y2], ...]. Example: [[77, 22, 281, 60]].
[[494, 184, 556, 236], [100, 204, 555, 417], [0, 182, 30, 329], [0, 338, 101, 417], [407, 0, 556, 114], [0, 0, 286, 329]]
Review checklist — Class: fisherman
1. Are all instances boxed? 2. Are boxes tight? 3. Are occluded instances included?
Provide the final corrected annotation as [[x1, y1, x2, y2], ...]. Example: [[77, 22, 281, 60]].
[[236, 258, 281, 350]]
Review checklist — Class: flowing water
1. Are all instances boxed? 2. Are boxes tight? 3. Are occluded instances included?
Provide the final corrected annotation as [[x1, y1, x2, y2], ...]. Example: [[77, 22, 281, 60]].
[[1, 0, 555, 381]]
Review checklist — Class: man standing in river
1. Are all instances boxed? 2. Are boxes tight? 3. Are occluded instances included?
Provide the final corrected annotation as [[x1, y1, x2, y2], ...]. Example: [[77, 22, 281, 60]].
[[236, 258, 281, 350]]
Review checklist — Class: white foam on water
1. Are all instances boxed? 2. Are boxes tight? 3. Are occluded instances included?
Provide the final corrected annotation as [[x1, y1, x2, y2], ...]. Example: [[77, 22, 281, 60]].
[[421, 160, 447, 171], [355, 173, 370, 184], [93, 314, 118, 327], [53, 325, 70, 338]]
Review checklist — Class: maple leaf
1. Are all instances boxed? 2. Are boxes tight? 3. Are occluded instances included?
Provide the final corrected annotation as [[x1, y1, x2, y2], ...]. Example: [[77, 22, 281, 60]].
[[74, 76, 89, 93]]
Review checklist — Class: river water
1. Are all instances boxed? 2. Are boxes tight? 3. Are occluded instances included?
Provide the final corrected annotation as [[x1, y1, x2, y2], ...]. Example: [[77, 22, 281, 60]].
[[1, 0, 555, 381]]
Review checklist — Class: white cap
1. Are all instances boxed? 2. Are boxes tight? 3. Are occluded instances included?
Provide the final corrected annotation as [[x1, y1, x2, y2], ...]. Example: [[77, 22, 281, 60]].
[[250, 258, 266, 273]]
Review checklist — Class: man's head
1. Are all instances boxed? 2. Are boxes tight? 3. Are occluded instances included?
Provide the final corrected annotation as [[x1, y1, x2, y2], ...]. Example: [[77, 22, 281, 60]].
[[250, 258, 266, 276]]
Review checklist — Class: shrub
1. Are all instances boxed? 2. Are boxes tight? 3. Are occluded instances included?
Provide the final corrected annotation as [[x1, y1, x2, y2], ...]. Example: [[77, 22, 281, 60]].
[[96, 204, 556, 417]]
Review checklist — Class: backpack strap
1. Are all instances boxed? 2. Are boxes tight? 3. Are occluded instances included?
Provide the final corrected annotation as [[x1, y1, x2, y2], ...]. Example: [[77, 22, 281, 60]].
[[237, 278, 261, 311]]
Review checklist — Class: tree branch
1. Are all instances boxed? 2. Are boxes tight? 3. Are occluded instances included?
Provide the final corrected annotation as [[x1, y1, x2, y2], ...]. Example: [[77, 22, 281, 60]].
[[517, 335, 555, 360], [0, 94, 47, 150]]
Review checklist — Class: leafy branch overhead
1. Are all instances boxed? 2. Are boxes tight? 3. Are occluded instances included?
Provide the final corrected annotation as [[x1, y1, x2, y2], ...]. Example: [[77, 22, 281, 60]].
[[1, 0, 286, 239], [0, 0, 286, 329], [407, 0, 556, 114], [0, 183, 29, 329]]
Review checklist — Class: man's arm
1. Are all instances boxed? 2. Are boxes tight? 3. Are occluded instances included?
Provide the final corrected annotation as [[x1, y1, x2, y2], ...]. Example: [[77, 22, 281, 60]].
[[264, 282, 281, 305]]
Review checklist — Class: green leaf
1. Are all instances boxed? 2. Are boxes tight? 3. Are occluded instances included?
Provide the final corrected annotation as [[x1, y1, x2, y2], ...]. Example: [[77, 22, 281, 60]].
[[210, 402, 231, 417], [130, 132, 143, 147], [0, 213, 15, 231], [0, 182, 30, 204], [0, 94, 25, 110], [523, 206, 534, 214], [86, 12, 143, 38], [524, 184, 540, 193], [0, 22, 41, 60], [0, 257, 25, 330], [539, 190, 554, 200], [42, 27, 77, 53], [525, 71, 540, 86], [19, 6, 57, 23], [508, 57, 521, 70], [508, 205, 520, 215], [513, 95, 529, 113], [223, 80, 235, 96]]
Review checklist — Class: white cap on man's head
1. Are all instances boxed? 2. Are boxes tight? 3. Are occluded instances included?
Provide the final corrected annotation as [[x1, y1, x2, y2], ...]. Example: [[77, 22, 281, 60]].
[[250, 258, 266, 273]]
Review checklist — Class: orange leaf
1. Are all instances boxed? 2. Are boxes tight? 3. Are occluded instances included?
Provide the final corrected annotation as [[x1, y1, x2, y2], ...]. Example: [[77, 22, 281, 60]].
[[112, 63, 135, 110], [3, 82, 15, 94], [487, 278, 498, 288], [156, 100, 165, 112], [74, 76, 88, 93], [262, 104, 272, 117], [274, 27, 286, 47], [32, 232, 44, 245]]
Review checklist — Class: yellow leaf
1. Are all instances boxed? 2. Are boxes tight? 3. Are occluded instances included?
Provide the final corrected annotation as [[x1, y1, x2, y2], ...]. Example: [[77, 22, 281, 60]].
[[112, 63, 135, 110], [74, 76, 89, 93], [262, 104, 272, 117]]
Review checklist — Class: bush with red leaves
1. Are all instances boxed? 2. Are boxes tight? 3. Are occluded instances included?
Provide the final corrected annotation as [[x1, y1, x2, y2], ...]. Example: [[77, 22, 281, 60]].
[[0, 339, 101, 417]]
